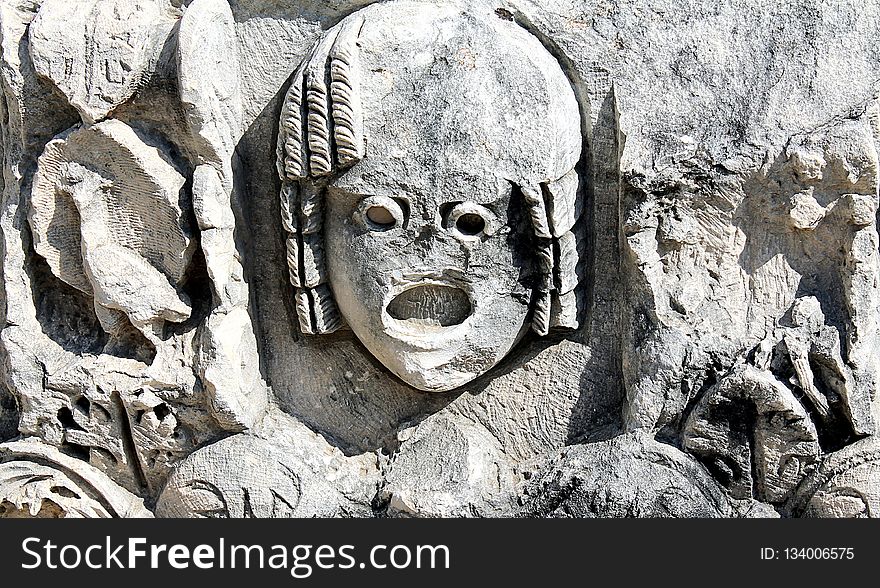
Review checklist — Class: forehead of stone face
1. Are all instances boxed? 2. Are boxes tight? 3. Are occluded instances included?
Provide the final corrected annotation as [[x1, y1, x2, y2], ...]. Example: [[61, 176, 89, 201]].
[[334, 2, 581, 197]]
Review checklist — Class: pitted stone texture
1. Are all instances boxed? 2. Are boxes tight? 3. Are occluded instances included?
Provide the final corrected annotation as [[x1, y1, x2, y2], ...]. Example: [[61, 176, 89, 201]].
[[1, 0, 880, 519], [598, 2, 880, 437], [2, 0, 222, 515], [379, 415, 520, 517]]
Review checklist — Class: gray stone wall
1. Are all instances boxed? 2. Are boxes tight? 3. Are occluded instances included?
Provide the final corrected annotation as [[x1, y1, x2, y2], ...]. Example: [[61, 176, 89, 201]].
[[0, 0, 878, 518]]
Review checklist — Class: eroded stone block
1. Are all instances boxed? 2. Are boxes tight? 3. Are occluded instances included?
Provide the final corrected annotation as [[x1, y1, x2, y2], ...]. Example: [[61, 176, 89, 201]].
[[28, 0, 180, 124]]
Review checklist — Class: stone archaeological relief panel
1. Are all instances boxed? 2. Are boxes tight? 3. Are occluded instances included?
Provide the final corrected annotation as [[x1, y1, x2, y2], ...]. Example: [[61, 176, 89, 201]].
[[0, 0, 878, 518]]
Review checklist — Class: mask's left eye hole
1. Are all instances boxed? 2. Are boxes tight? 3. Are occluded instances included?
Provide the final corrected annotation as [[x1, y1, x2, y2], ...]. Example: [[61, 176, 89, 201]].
[[356, 195, 404, 232], [367, 205, 395, 227]]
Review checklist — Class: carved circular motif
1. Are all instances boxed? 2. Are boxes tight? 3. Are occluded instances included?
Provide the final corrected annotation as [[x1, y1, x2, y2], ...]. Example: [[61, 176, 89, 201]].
[[787, 437, 880, 518]]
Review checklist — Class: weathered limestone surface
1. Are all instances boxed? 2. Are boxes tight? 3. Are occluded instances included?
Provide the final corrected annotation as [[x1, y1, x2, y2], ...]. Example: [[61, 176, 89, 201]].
[[0, 0, 878, 518]]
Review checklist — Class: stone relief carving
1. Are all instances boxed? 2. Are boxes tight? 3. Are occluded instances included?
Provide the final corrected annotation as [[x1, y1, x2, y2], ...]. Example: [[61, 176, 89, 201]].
[[276, 1, 585, 391], [0, 440, 152, 518], [787, 437, 880, 518], [0, 0, 878, 518], [30, 119, 194, 354]]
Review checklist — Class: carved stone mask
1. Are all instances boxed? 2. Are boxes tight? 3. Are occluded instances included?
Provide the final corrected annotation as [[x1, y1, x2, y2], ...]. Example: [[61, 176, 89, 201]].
[[277, 1, 584, 392]]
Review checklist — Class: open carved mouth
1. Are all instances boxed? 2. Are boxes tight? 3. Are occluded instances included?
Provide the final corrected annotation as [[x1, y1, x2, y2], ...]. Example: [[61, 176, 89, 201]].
[[386, 284, 472, 328]]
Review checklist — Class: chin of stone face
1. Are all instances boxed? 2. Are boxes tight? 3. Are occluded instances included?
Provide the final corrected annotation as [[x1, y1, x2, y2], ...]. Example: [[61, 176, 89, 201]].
[[0, 0, 878, 520]]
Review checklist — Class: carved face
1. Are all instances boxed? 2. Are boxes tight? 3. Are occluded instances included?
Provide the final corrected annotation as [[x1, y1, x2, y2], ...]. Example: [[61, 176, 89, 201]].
[[325, 161, 534, 391], [277, 1, 583, 392]]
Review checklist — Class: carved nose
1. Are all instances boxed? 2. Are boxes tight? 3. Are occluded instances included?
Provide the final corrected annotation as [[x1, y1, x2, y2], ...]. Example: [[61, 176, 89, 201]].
[[387, 285, 472, 327]]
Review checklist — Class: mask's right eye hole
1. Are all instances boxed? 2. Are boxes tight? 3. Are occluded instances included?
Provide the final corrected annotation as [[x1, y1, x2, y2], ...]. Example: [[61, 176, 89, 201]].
[[356, 195, 404, 232], [443, 202, 497, 241]]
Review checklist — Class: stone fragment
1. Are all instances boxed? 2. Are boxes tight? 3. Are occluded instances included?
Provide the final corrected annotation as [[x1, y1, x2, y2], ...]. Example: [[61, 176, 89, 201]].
[[683, 365, 820, 504], [520, 432, 763, 518], [788, 191, 826, 230], [156, 422, 376, 518], [29, 119, 194, 338], [28, 0, 180, 124], [178, 0, 243, 163], [195, 308, 268, 431], [776, 296, 874, 437]]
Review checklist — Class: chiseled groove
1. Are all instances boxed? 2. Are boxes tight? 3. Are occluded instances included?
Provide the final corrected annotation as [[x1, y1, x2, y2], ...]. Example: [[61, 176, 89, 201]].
[[299, 184, 323, 235], [532, 289, 552, 336], [522, 184, 553, 239], [330, 17, 365, 167], [295, 288, 315, 335], [311, 285, 343, 334], [280, 67, 307, 180], [306, 69, 333, 177], [535, 239, 555, 293]]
